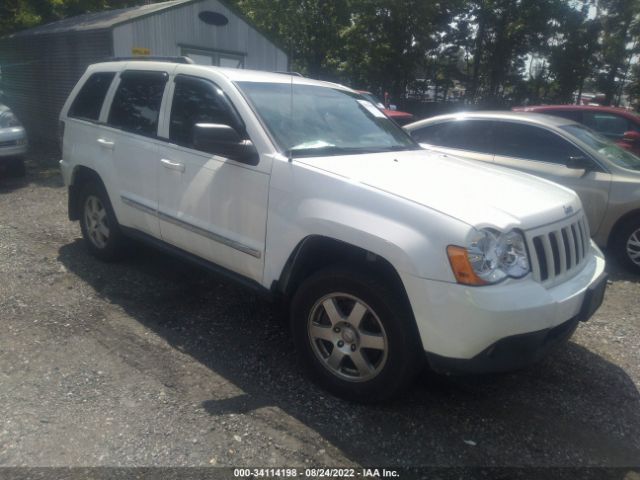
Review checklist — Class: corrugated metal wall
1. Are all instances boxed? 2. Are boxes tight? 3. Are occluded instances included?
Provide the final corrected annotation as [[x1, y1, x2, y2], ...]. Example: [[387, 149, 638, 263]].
[[0, 30, 112, 146], [112, 0, 288, 71]]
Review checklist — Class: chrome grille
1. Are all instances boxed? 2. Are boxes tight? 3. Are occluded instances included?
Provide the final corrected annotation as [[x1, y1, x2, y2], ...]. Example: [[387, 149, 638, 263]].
[[526, 214, 590, 287]]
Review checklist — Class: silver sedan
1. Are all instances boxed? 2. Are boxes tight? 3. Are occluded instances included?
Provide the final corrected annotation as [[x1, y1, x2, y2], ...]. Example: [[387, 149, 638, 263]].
[[0, 104, 27, 176], [405, 111, 640, 273]]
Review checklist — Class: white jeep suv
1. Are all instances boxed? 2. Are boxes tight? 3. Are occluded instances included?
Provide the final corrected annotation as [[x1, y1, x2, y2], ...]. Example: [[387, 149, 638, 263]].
[[59, 60, 607, 402]]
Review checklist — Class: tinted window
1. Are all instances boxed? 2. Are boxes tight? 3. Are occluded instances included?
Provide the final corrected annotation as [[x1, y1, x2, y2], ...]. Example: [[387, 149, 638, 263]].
[[493, 123, 583, 163], [169, 75, 242, 148], [545, 110, 582, 122], [411, 120, 494, 154], [69, 72, 115, 121], [582, 112, 629, 139], [107, 71, 167, 137]]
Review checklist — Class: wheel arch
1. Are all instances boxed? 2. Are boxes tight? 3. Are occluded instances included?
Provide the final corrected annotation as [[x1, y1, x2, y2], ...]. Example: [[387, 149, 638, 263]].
[[67, 165, 106, 221], [607, 208, 640, 248], [275, 236, 422, 347]]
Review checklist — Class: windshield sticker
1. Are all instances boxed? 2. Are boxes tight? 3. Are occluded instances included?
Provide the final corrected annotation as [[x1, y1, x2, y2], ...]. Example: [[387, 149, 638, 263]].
[[357, 100, 387, 119]]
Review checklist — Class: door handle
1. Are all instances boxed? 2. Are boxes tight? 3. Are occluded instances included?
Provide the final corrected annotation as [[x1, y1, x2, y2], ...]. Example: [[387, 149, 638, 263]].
[[161, 158, 185, 172], [97, 138, 115, 149]]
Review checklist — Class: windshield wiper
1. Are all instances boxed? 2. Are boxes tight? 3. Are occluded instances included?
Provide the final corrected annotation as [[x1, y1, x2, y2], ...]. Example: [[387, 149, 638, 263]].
[[287, 145, 418, 158], [288, 146, 373, 158]]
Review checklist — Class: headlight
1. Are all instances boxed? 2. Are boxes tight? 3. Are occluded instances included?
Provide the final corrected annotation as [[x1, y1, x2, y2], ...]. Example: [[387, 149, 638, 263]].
[[0, 111, 21, 128], [448, 228, 530, 286]]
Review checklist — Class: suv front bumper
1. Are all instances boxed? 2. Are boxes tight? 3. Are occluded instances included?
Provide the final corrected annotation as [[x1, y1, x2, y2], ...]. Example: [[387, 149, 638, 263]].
[[401, 242, 606, 373]]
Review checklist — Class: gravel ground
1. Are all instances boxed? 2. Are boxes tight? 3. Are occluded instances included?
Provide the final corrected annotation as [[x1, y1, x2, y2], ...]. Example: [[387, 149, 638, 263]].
[[0, 152, 639, 473]]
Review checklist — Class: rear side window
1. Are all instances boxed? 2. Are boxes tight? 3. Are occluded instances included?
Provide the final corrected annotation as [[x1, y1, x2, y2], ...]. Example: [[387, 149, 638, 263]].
[[107, 71, 168, 137], [544, 110, 582, 122], [411, 120, 494, 154], [493, 123, 583, 163], [68, 72, 115, 121], [582, 112, 629, 139], [169, 75, 243, 148]]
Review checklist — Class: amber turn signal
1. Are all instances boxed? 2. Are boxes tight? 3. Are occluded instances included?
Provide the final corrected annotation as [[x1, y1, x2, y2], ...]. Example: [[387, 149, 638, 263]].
[[446, 245, 487, 286]]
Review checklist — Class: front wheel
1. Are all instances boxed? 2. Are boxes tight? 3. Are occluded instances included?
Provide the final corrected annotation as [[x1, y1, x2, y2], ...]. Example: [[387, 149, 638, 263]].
[[613, 217, 640, 274], [290, 267, 423, 402]]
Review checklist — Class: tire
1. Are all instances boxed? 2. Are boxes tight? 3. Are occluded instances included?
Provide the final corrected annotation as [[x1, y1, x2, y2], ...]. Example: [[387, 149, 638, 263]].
[[613, 216, 640, 274], [290, 266, 423, 403], [10, 157, 26, 177], [78, 180, 127, 261]]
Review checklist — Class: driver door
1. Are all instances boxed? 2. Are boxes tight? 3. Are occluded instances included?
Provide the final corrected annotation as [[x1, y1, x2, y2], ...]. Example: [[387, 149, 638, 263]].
[[156, 74, 269, 282]]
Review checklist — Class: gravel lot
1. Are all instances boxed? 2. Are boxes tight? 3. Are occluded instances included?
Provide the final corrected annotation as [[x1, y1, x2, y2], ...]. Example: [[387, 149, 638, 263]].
[[0, 152, 639, 473]]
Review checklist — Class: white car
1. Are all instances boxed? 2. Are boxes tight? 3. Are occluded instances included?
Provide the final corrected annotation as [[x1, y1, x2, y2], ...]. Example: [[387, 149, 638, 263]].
[[0, 104, 27, 176], [59, 60, 607, 402]]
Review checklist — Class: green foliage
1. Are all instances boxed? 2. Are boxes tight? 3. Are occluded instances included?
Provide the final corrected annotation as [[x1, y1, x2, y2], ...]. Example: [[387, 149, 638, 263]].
[[0, 0, 140, 37], [236, 0, 350, 79], [2, 0, 640, 108]]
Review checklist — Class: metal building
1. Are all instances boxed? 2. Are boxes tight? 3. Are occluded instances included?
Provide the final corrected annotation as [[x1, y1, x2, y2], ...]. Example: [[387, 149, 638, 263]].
[[0, 0, 288, 145]]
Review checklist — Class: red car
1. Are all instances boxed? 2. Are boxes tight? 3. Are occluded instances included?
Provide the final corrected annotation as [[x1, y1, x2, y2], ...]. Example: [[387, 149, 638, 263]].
[[513, 105, 640, 156], [357, 91, 414, 125]]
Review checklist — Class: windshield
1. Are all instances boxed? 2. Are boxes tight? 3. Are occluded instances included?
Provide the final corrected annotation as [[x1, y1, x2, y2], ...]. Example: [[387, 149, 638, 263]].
[[561, 123, 640, 171], [236, 81, 418, 158], [359, 92, 385, 109]]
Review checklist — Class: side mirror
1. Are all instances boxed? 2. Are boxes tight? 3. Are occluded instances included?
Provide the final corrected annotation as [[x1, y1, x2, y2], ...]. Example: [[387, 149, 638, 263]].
[[566, 155, 592, 170], [192, 123, 259, 165], [622, 130, 640, 143]]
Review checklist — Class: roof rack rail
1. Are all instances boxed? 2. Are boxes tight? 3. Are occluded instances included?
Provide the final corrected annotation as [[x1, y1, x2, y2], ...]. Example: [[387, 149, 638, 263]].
[[274, 71, 304, 77], [105, 56, 195, 64]]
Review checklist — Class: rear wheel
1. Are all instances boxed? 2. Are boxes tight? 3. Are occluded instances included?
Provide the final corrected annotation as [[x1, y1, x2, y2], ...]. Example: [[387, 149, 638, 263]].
[[613, 217, 640, 274], [79, 181, 127, 261], [290, 267, 423, 402]]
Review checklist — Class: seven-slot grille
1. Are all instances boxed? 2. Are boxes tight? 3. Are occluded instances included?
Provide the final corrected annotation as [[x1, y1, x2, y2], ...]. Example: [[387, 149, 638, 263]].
[[525, 213, 590, 287]]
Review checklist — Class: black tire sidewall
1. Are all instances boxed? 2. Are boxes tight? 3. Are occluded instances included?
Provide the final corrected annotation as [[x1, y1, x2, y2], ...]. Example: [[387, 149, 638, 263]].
[[11, 157, 26, 177], [614, 218, 640, 274], [290, 268, 421, 402], [79, 181, 125, 261]]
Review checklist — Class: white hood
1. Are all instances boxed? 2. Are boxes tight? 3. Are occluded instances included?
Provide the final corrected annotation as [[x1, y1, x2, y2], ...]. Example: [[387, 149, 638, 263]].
[[296, 149, 582, 231]]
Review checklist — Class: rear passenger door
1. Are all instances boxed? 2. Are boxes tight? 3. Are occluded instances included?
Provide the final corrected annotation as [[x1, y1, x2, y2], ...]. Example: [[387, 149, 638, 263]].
[[409, 119, 495, 164], [156, 74, 269, 282], [64, 70, 116, 191], [103, 69, 170, 238], [491, 122, 611, 235]]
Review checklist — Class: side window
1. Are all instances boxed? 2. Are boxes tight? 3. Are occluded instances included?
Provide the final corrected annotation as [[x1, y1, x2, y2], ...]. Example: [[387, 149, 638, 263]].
[[582, 112, 629, 139], [68, 72, 115, 121], [411, 120, 494, 154], [169, 75, 243, 149], [546, 110, 582, 123], [493, 123, 583, 164], [107, 71, 168, 137]]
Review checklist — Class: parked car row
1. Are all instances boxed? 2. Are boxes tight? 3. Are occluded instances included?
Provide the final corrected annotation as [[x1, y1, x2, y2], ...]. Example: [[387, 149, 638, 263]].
[[405, 111, 640, 274], [59, 60, 607, 401], [0, 104, 27, 177]]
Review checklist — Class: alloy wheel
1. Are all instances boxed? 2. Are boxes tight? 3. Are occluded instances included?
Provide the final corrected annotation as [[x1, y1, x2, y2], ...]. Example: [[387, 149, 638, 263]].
[[626, 228, 640, 267], [84, 195, 110, 249], [307, 293, 388, 382]]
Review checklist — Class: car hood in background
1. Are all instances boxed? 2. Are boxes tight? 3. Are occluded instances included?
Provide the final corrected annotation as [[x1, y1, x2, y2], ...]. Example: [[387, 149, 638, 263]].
[[296, 149, 582, 231]]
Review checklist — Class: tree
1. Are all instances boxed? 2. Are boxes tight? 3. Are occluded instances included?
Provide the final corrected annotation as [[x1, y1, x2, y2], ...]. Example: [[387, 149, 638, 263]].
[[0, 0, 141, 37], [596, 0, 640, 105], [236, 0, 350, 79], [338, 0, 460, 99], [548, 1, 601, 103]]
